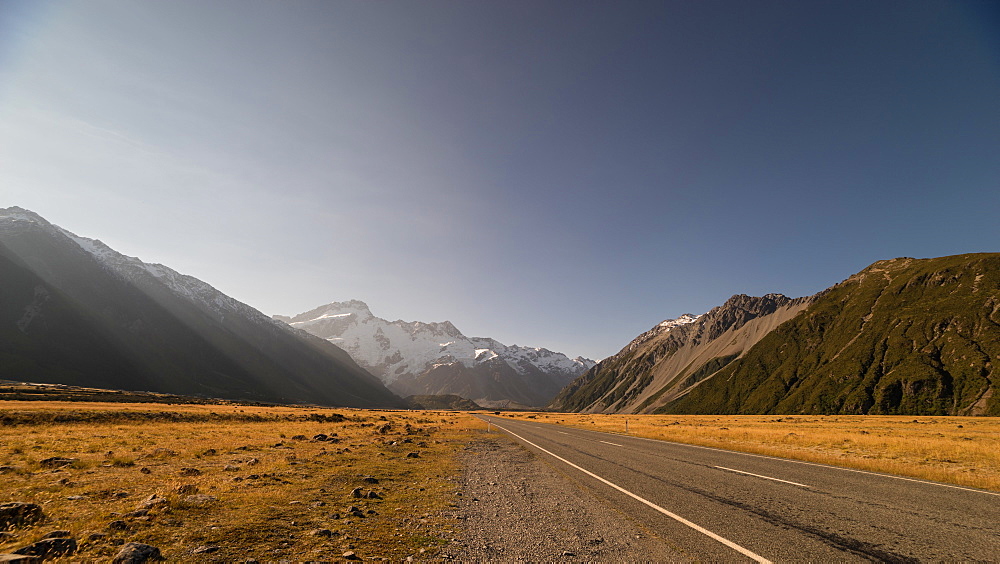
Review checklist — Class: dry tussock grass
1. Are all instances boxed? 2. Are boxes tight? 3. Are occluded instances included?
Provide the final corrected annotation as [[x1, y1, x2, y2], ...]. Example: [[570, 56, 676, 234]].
[[502, 412, 1000, 492], [0, 401, 479, 561]]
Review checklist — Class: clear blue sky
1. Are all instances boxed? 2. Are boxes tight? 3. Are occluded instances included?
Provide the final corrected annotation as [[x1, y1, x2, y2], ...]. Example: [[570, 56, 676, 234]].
[[2, 0, 998, 360]]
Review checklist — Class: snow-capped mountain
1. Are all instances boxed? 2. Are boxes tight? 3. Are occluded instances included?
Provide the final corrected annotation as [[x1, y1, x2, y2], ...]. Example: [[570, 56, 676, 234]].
[[276, 300, 595, 406], [0, 206, 400, 408]]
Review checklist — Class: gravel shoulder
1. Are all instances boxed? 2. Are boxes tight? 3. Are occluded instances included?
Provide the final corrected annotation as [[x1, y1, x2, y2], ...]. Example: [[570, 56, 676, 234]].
[[445, 434, 689, 562]]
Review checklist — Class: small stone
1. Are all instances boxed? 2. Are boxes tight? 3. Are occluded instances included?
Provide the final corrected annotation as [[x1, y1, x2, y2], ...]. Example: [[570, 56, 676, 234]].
[[176, 484, 199, 495], [182, 494, 218, 504], [223, 465, 240, 472], [202, 449, 217, 456], [343, 551, 359, 560], [192, 545, 220, 554], [13, 538, 77, 558], [291, 435, 308, 441], [0, 466, 17, 474], [351, 487, 363, 498], [111, 542, 164, 563], [107, 520, 129, 531], [312, 529, 333, 537], [139, 468, 151, 474], [362, 476, 379, 484], [66, 495, 86, 501], [312, 434, 328, 441], [366, 491, 381, 499], [406, 452, 420, 458], [85, 532, 107, 542], [562, 550, 575, 556], [179, 467, 201, 477], [39, 457, 76, 468], [41, 530, 71, 539]]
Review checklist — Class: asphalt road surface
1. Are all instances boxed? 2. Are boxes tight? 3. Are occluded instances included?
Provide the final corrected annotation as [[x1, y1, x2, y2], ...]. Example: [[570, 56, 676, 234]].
[[477, 415, 1000, 563]]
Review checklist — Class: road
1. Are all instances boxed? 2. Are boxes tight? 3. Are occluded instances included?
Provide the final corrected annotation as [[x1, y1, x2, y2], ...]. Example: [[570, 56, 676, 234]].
[[477, 415, 1000, 563]]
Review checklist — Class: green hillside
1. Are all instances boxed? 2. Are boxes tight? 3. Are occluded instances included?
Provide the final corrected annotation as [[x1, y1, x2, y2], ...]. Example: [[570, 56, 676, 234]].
[[661, 254, 1000, 415]]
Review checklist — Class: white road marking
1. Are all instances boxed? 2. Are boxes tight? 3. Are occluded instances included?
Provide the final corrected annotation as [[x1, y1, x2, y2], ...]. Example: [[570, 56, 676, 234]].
[[599, 440, 624, 447], [715, 466, 811, 488], [555, 422, 1000, 498], [490, 420, 772, 564]]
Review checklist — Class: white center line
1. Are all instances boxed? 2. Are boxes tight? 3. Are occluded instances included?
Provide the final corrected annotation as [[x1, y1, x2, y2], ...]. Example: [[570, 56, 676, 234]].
[[490, 420, 772, 564], [599, 440, 624, 447], [715, 466, 811, 488]]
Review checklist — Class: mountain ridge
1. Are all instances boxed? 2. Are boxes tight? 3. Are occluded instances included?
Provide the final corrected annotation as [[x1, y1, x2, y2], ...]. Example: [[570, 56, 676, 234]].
[[0, 207, 401, 408], [277, 300, 595, 406]]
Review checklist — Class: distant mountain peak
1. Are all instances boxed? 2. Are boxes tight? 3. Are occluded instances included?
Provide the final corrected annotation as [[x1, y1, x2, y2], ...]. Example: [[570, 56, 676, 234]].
[[278, 299, 595, 406]]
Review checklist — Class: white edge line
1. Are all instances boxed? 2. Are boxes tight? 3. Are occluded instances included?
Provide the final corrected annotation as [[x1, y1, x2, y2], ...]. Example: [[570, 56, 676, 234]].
[[546, 420, 1000, 498], [599, 440, 624, 447], [489, 420, 772, 564], [715, 466, 811, 489]]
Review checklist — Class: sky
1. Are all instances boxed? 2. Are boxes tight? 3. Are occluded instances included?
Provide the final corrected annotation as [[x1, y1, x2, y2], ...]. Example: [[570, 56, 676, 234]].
[[1, 0, 998, 361]]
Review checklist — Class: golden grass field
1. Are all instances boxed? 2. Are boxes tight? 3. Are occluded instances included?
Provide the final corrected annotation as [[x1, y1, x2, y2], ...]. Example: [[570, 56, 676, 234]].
[[0, 401, 480, 561], [499, 412, 1000, 492]]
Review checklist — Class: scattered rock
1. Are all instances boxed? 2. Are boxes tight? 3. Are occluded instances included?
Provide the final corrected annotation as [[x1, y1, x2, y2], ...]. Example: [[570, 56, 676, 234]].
[[351, 487, 364, 498], [377, 424, 392, 434], [0, 466, 18, 474], [562, 550, 576, 556], [39, 457, 76, 468], [366, 491, 381, 500], [362, 476, 379, 484], [311, 529, 333, 537], [41, 530, 71, 539], [123, 509, 148, 518], [348, 506, 365, 518], [343, 551, 360, 560], [176, 484, 199, 495], [66, 495, 86, 501], [406, 452, 420, 458], [291, 435, 308, 441], [202, 449, 217, 456], [137, 494, 169, 511], [192, 545, 220, 554], [85, 532, 107, 542], [139, 467, 152, 475], [223, 465, 240, 472], [182, 494, 218, 504], [111, 542, 164, 563], [178, 467, 201, 477], [107, 520, 129, 531], [13, 538, 77, 558], [312, 434, 329, 441], [0, 503, 44, 529]]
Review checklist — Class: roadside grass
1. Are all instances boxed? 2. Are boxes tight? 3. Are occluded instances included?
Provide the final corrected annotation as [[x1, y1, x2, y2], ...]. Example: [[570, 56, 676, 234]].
[[496, 412, 1000, 492], [0, 401, 479, 561]]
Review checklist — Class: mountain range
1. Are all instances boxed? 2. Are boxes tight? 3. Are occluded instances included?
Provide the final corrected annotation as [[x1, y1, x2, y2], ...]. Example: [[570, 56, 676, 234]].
[[553, 254, 1000, 416], [0, 207, 401, 408], [275, 301, 595, 407]]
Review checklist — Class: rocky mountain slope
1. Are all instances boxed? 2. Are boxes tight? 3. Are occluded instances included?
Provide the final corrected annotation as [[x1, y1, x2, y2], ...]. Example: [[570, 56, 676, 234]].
[[551, 293, 813, 413], [553, 254, 1000, 416], [276, 301, 595, 407], [0, 207, 401, 408]]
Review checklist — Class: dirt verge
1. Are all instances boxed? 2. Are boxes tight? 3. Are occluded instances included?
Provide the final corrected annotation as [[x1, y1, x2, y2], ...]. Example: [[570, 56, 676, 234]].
[[446, 434, 688, 561]]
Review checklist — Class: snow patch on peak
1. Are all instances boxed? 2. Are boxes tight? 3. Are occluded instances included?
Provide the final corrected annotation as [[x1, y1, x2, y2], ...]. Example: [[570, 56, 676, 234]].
[[659, 313, 701, 329]]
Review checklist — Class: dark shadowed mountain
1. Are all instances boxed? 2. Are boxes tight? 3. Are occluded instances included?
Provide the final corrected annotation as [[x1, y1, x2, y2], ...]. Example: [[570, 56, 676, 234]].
[[0, 207, 402, 408], [553, 254, 1000, 416]]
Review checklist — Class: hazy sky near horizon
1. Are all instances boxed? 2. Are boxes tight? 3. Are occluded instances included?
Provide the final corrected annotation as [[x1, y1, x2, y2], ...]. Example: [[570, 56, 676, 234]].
[[2, 0, 998, 360]]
